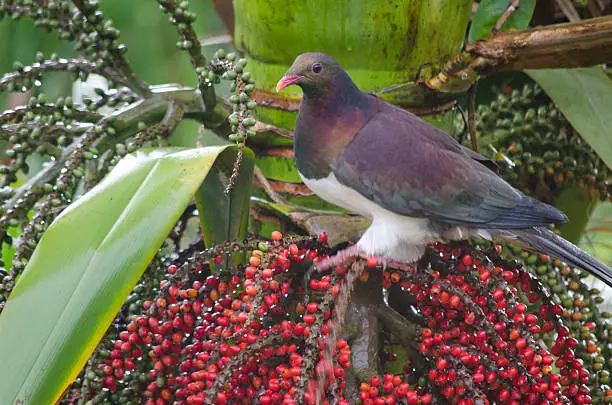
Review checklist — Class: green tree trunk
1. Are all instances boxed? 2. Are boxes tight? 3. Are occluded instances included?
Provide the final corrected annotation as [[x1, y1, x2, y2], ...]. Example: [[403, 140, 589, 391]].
[[233, 0, 472, 236]]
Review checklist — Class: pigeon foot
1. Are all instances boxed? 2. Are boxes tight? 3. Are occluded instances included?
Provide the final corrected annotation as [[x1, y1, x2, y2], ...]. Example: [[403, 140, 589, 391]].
[[313, 244, 371, 274]]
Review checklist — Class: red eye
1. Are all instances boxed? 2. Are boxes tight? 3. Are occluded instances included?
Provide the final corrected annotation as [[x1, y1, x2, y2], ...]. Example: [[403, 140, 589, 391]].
[[311, 63, 323, 74]]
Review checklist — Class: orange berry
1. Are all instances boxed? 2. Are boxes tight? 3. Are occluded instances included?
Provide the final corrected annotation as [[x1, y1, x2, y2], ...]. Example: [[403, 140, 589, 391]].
[[249, 255, 261, 267], [245, 285, 257, 296], [209, 289, 219, 301]]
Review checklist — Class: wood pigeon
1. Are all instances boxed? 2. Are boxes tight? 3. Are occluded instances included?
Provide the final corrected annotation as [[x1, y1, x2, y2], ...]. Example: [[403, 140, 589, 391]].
[[276, 52, 612, 287]]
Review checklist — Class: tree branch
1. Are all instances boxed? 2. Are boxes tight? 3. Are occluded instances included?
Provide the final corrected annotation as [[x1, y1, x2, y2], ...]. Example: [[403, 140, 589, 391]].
[[343, 272, 384, 387], [470, 15, 612, 70], [1, 85, 222, 221], [427, 16, 612, 93], [0, 103, 102, 126], [0, 58, 138, 93]]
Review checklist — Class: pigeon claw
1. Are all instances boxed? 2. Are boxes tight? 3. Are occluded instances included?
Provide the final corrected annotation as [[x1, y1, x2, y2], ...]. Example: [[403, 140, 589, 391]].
[[312, 244, 367, 274]]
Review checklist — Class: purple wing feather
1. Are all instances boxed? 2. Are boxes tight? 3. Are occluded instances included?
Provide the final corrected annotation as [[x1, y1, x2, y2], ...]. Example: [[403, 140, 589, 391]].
[[332, 96, 567, 228]]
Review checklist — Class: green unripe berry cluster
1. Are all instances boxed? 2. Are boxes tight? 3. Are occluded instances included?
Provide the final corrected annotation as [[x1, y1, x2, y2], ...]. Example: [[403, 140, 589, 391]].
[[207, 51, 257, 143], [503, 242, 611, 400], [476, 83, 610, 202]]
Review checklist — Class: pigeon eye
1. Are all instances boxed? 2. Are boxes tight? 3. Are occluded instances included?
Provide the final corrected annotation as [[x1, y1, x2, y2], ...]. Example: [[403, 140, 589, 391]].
[[311, 63, 323, 74]]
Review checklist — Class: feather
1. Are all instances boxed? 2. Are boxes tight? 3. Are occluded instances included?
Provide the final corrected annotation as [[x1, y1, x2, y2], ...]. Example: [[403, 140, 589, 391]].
[[496, 227, 612, 287], [280, 52, 612, 287]]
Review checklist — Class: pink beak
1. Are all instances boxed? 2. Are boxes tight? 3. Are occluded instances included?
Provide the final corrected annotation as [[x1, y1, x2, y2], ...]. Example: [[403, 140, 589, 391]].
[[275, 74, 302, 92]]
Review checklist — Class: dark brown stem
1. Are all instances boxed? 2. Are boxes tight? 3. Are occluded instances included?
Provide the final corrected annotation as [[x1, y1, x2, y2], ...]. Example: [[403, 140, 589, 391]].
[[374, 302, 426, 371], [312, 261, 363, 405], [253, 177, 312, 196], [342, 272, 384, 402], [467, 84, 478, 152], [253, 166, 291, 205], [521, 268, 567, 331], [206, 332, 288, 405], [443, 275, 537, 386], [224, 143, 244, 195], [390, 269, 538, 386], [374, 305, 418, 345]]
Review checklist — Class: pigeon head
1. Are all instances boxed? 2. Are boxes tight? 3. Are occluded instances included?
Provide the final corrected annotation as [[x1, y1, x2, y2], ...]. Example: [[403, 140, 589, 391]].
[[276, 53, 358, 99]]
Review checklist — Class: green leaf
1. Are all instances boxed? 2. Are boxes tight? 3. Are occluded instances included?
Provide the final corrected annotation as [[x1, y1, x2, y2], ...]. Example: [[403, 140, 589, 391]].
[[384, 345, 410, 374], [2, 225, 21, 270], [0, 146, 238, 405], [196, 147, 255, 247], [468, 0, 536, 43], [255, 155, 302, 183], [580, 202, 612, 267], [554, 185, 597, 244], [527, 68, 612, 170]]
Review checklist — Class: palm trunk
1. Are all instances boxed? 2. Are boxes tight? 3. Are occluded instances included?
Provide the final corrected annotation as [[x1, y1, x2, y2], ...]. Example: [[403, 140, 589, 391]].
[[232, 0, 473, 236]]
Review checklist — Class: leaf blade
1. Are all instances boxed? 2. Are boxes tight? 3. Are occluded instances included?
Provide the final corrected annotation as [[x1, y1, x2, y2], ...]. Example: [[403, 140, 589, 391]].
[[0, 146, 233, 405], [196, 147, 255, 247], [580, 202, 612, 266]]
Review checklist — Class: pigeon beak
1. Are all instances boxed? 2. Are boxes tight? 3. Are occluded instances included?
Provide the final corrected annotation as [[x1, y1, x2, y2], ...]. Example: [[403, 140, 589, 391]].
[[276, 74, 302, 92]]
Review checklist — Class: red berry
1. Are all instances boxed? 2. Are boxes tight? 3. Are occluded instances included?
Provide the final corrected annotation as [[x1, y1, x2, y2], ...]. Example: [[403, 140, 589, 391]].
[[437, 358, 448, 370], [289, 243, 299, 255], [303, 314, 315, 324], [515, 338, 527, 350]]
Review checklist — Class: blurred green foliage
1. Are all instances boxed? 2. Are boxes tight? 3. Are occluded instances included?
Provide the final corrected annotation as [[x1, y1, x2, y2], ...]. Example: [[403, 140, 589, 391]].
[[0, 0, 226, 145]]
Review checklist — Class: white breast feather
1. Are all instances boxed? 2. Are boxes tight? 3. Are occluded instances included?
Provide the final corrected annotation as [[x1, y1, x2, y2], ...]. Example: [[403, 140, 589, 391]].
[[300, 172, 440, 262]]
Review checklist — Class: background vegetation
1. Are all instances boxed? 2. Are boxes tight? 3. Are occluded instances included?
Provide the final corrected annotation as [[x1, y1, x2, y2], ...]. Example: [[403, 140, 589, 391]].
[[0, 1, 610, 404]]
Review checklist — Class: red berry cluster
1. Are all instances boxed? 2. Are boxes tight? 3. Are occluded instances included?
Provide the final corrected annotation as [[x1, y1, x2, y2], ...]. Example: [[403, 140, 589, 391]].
[[85, 232, 361, 405], [62, 235, 610, 405], [394, 242, 593, 405], [357, 374, 432, 405]]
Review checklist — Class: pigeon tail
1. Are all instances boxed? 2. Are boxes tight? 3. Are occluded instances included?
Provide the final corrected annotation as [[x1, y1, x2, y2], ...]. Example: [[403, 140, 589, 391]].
[[497, 227, 612, 287], [479, 195, 568, 229]]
